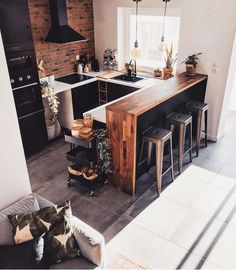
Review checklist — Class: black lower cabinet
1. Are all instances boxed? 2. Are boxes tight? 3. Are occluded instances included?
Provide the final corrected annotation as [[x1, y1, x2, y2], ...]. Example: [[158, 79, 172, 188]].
[[72, 81, 99, 119], [18, 110, 48, 156], [107, 82, 138, 102]]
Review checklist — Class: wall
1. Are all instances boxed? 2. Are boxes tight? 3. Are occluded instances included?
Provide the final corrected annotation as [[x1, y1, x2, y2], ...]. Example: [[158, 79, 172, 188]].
[[0, 32, 31, 210], [217, 33, 236, 137], [93, 0, 236, 140], [228, 34, 236, 111], [28, 0, 95, 78]]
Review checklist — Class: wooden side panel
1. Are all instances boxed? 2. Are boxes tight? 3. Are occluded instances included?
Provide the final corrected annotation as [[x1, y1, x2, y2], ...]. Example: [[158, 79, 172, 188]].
[[106, 109, 137, 195]]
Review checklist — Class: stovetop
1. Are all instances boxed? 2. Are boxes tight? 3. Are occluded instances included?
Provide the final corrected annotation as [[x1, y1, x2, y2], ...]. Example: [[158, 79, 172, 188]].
[[55, 73, 93, 84]]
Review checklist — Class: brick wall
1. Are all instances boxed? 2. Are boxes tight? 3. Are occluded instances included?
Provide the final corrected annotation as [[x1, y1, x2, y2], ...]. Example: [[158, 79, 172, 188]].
[[28, 0, 95, 78]]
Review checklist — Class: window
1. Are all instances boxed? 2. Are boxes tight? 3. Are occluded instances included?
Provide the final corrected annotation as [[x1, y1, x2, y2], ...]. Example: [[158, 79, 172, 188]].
[[117, 8, 181, 71]]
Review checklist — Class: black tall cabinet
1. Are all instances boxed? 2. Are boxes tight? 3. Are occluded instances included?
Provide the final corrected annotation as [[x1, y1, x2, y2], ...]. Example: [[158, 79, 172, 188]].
[[0, 0, 47, 156]]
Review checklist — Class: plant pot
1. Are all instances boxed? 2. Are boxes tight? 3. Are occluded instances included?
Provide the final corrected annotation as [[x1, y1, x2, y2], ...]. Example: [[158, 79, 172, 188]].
[[154, 70, 162, 77], [186, 64, 196, 76], [46, 119, 56, 141], [55, 119, 61, 137], [163, 67, 173, 76]]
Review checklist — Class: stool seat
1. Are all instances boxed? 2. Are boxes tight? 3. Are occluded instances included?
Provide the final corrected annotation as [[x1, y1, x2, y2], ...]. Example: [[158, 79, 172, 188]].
[[186, 101, 208, 112], [143, 127, 171, 142], [167, 112, 192, 125]]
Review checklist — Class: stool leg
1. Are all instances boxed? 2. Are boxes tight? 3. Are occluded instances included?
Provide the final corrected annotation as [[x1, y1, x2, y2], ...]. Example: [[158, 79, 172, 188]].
[[205, 110, 208, 147], [147, 141, 154, 167], [178, 124, 186, 174], [169, 136, 175, 182], [156, 141, 164, 194], [189, 121, 193, 163], [138, 139, 145, 165], [196, 110, 203, 157]]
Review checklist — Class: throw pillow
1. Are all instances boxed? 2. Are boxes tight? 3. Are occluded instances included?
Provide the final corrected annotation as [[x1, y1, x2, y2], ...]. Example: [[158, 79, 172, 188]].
[[0, 194, 40, 245], [8, 200, 71, 244], [0, 240, 49, 269], [44, 219, 80, 264]]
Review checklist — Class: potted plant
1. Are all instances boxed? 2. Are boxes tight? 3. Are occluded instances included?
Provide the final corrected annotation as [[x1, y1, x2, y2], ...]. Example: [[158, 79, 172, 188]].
[[163, 44, 177, 77], [40, 81, 60, 140], [154, 67, 162, 78], [182, 53, 202, 75], [93, 128, 112, 183]]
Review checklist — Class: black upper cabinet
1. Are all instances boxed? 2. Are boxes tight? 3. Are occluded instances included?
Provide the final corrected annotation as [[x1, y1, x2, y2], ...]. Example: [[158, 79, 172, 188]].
[[72, 82, 99, 119], [107, 82, 138, 102], [0, 0, 33, 48]]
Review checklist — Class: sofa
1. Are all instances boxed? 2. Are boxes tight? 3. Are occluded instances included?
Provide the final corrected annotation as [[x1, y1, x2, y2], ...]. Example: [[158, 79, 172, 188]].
[[0, 193, 106, 269]]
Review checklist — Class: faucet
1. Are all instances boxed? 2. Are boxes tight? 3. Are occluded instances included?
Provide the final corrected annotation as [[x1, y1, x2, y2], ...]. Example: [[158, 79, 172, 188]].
[[128, 59, 136, 78]]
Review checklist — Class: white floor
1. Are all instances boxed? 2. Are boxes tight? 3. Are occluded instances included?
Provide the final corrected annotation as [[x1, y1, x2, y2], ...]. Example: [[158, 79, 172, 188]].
[[106, 113, 236, 269], [106, 165, 236, 269]]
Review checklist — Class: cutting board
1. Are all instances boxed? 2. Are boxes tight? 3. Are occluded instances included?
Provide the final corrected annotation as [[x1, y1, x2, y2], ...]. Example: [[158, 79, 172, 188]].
[[96, 71, 121, 79]]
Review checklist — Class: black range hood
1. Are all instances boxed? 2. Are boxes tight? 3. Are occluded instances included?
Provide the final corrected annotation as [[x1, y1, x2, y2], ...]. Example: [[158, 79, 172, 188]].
[[45, 0, 87, 44]]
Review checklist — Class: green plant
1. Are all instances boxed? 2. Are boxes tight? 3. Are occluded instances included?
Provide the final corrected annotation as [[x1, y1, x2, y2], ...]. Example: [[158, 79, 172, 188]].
[[40, 81, 59, 122], [182, 53, 202, 67], [93, 128, 112, 175], [164, 44, 177, 68]]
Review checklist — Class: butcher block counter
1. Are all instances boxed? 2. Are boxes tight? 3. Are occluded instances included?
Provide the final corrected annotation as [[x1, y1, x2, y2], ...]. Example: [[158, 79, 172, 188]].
[[106, 73, 208, 195]]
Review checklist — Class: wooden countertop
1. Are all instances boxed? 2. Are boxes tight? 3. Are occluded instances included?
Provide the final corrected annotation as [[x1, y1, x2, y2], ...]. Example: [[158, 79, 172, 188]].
[[106, 73, 208, 116]]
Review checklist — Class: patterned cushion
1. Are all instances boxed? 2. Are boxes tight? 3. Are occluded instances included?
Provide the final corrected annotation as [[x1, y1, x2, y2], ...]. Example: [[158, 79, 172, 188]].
[[8, 201, 71, 244], [0, 194, 40, 245], [44, 219, 80, 264]]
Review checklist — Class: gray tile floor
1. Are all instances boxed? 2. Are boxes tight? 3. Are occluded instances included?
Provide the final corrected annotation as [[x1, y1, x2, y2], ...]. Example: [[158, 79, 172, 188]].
[[27, 112, 236, 243]]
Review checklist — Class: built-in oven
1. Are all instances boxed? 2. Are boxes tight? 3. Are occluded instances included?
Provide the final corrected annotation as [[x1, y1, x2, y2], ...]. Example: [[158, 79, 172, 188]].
[[13, 83, 43, 118], [6, 49, 39, 89]]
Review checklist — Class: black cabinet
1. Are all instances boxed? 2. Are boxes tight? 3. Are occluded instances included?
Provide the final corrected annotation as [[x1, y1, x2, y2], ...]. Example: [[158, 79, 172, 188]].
[[0, 0, 33, 48], [107, 82, 138, 102], [72, 81, 99, 119]]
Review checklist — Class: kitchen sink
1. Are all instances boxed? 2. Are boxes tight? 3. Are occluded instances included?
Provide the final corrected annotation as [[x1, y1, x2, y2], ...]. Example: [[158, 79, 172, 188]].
[[112, 74, 144, 83]]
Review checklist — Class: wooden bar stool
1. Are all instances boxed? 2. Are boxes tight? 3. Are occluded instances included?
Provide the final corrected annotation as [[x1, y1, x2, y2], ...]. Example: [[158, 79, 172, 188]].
[[166, 113, 193, 174], [185, 101, 208, 156], [139, 127, 174, 194]]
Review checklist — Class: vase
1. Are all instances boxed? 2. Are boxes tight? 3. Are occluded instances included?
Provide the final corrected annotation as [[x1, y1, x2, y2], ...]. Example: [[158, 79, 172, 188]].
[[186, 64, 196, 76], [163, 67, 173, 76], [55, 119, 61, 137], [46, 119, 56, 141], [154, 71, 162, 77]]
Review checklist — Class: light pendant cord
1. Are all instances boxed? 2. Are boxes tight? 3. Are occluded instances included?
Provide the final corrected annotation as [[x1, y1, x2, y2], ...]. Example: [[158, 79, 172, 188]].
[[135, 0, 139, 47], [161, 0, 168, 41]]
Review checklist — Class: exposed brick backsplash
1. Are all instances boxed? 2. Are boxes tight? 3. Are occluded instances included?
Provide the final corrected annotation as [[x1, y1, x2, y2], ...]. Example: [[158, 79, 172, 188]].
[[28, 0, 95, 78]]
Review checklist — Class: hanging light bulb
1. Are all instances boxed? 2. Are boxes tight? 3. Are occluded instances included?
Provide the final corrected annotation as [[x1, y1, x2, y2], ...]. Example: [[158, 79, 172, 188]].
[[159, 0, 170, 52], [131, 0, 141, 58]]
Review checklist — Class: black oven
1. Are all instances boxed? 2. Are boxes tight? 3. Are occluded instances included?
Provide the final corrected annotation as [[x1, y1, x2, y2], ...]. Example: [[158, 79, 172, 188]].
[[6, 49, 39, 89], [13, 83, 43, 118]]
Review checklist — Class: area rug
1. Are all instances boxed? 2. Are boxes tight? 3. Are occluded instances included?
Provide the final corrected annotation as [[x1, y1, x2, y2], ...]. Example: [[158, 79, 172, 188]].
[[110, 255, 152, 270]]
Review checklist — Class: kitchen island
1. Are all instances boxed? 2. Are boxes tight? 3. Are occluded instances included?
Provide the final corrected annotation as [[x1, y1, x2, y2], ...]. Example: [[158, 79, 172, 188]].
[[106, 73, 208, 195]]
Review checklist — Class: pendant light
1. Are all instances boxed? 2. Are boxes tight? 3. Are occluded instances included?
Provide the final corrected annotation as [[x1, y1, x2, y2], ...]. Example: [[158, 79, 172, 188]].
[[131, 0, 141, 58], [159, 0, 170, 52]]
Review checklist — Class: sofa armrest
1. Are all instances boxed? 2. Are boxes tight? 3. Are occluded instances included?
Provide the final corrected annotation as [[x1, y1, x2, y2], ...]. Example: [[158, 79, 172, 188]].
[[71, 216, 106, 269], [32, 193, 55, 209]]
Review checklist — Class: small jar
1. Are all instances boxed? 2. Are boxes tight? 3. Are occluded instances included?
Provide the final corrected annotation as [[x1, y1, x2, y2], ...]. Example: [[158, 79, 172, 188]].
[[71, 126, 81, 138], [84, 113, 93, 128]]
